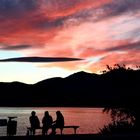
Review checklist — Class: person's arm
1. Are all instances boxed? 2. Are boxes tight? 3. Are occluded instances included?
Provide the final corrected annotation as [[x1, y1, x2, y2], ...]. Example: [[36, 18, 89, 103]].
[[37, 117, 40, 126], [29, 116, 32, 127], [42, 117, 44, 124], [29, 116, 31, 124], [52, 120, 56, 124]]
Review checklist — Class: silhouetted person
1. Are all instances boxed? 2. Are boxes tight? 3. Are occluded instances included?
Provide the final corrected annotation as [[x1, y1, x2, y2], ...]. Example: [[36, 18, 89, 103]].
[[51, 111, 64, 135], [29, 111, 40, 135], [42, 111, 53, 135]]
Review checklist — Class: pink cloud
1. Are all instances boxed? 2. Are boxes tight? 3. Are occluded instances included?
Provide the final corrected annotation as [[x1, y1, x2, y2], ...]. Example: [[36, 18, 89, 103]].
[[0, 0, 140, 74]]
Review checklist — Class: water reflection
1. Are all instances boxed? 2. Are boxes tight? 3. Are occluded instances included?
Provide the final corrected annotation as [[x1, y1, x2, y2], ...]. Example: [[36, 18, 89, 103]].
[[0, 107, 111, 136]]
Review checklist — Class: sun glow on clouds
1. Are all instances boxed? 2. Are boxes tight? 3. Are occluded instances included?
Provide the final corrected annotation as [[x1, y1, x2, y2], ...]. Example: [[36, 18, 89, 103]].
[[0, 0, 140, 83], [0, 64, 75, 84], [0, 51, 75, 83]]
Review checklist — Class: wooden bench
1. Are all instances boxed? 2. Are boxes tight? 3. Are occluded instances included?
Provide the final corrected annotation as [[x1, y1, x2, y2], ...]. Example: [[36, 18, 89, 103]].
[[27, 125, 79, 135]]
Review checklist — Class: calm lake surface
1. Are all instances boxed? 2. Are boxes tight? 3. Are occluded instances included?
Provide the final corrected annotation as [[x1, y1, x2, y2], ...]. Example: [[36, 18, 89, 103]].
[[0, 107, 111, 136]]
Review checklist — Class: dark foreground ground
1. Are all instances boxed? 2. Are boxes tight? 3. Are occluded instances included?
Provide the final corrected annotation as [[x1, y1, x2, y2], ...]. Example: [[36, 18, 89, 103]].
[[0, 134, 140, 140]]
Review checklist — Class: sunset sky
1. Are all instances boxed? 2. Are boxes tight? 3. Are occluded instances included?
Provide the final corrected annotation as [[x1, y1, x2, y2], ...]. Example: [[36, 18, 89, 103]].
[[0, 0, 140, 84]]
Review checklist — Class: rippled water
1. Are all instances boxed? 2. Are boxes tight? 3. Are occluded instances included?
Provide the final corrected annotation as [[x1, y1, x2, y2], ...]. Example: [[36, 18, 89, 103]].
[[0, 107, 111, 136]]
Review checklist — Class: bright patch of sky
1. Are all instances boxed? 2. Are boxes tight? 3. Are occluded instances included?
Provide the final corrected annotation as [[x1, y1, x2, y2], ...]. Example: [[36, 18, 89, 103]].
[[0, 50, 24, 59]]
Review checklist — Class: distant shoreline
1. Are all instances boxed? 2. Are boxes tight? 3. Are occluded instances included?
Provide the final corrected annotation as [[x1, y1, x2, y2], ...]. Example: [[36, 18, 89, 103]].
[[1, 134, 140, 140]]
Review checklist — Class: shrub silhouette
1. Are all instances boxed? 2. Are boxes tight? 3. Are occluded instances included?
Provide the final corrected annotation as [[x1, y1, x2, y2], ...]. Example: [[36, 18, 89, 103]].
[[99, 121, 134, 134], [99, 64, 140, 134]]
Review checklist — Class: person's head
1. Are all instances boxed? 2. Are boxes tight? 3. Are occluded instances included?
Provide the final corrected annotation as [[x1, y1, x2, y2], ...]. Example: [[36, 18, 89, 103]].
[[56, 111, 61, 116], [31, 111, 36, 116], [44, 111, 49, 116]]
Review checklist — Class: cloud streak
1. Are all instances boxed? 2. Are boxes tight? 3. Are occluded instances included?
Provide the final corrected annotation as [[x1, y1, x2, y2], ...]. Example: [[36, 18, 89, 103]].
[[105, 41, 140, 52], [0, 44, 31, 50], [0, 56, 83, 63]]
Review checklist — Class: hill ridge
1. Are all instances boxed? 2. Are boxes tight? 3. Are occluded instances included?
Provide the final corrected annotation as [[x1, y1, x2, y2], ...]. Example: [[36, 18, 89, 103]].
[[0, 69, 139, 107]]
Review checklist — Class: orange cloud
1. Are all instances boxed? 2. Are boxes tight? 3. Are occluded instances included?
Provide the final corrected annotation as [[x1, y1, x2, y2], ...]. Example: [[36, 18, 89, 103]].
[[0, 0, 112, 45], [0, 0, 140, 77], [39, 0, 112, 19]]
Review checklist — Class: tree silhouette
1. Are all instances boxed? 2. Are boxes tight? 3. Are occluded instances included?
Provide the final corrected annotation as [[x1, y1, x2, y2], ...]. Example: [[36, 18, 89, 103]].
[[99, 64, 140, 134], [99, 107, 140, 134]]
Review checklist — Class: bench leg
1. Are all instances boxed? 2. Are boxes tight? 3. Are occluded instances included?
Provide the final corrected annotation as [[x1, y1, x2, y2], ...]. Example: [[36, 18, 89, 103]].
[[74, 128, 77, 134], [60, 128, 63, 135], [26, 129, 29, 136], [27, 128, 34, 135]]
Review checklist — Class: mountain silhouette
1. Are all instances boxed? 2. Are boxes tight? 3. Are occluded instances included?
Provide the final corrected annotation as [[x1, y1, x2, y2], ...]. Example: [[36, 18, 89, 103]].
[[0, 68, 139, 107]]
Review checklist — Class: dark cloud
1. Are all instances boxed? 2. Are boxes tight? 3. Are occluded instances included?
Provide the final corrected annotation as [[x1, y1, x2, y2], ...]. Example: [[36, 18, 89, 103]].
[[70, 0, 140, 23], [0, 0, 82, 19], [105, 41, 140, 52], [0, 0, 38, 18], [0, 0, 85, 29], [40, 0, 84, 10], [0, 0, 139, 21], [1, 44, 31, 50], [34, 17, 64, 30], [103, 0, 140, 17], [0, 56, 83, 62]]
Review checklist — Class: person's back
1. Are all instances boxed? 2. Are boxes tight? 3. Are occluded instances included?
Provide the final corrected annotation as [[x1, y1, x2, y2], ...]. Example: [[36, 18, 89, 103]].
[[51, 111, 64, 135], [29, 111, 40, 135], [42, 111, 53, 135], [42, 112, 52, 127], [56, 111, 64, 128]]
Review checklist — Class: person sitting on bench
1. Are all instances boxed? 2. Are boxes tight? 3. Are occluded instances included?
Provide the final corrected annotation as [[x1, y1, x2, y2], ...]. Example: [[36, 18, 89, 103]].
[[29, 111, 40, 135], [51, 111, 64, 135], [42, 111, 53, 135]]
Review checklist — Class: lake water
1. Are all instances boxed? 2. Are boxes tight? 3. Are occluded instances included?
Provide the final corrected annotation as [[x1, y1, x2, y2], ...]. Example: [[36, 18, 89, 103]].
[[0, 107, 111, 136]]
